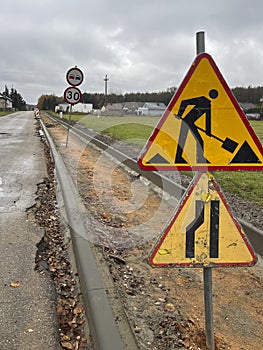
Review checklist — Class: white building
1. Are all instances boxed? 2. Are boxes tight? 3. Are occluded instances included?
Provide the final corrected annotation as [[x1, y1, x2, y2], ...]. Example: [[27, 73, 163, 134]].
[[0, 93, 12, 110], [72, 103, 93, 113], [137, 102, 166, 116], [55, 102, 93, 114]]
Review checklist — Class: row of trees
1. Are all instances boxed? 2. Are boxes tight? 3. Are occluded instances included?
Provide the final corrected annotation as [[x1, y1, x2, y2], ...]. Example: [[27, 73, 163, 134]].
[[1, 86, 26, 110], [37, 94, 63, 111], [82, 87, 177, 109], [232, 86, 263, 105], [37, 86, 263, 111], [37, 88, 177, 110]]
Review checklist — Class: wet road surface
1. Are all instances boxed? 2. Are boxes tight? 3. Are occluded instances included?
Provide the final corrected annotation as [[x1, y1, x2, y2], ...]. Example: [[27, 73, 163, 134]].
[[0, 112, 61, 349]]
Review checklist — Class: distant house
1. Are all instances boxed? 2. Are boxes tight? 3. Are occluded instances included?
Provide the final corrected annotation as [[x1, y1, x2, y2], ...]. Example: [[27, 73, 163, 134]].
[[102, 102, 166, 116], [246, 113, 260, 120], [238, 102, 260, 119], [72, 103, 93, 113], [239, 102, 256, 111], [103, 103, 123, 115], [122, 102, 144, 114], [137, 102, 166, 116], [0, 93, 12, 110], [104, 102, 144, 115]]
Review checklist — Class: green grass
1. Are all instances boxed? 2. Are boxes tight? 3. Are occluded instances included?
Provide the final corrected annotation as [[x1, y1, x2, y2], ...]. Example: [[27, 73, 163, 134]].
[[250, 120, 263, 142], [0, 111, 14, 117], [214, 120, 263, 205], [51, 112, 159, 146], [52, 112, 263, 205], [215, 170, 263, 205], [102, 122, 155, 146]]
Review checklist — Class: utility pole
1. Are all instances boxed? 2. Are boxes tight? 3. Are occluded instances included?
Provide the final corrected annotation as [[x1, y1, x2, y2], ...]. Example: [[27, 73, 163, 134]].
[[260, 97, 263, 120], [104, 74, 109, 107]]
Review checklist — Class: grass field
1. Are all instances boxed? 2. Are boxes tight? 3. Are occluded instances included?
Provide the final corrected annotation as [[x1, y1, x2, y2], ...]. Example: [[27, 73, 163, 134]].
[[0, 111, 13, 117], [53, 112, 263, 205]]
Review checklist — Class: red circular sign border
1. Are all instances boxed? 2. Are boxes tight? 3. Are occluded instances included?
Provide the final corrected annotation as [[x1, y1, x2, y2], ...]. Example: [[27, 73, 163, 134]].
[[64, 86, 82, 105], [66, 67, 84, 87]]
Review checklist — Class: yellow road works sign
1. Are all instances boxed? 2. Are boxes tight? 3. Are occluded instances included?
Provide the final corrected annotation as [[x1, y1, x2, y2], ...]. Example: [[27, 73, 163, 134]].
[[138, 53, 263, 171], [149, 172, 257, 267]]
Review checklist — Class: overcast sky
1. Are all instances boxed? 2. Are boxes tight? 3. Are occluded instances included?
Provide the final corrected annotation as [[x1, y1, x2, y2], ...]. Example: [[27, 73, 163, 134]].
[[0, 0, 262, 104]]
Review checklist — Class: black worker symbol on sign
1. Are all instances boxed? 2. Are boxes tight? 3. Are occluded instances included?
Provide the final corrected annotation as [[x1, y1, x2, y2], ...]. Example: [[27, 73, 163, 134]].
[[174, 89, 261, 164], [174, 89, 219, 164]]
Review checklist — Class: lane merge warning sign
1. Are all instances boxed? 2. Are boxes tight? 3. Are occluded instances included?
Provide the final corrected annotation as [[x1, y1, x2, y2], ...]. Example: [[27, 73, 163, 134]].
[[148, 172, 257, 268]]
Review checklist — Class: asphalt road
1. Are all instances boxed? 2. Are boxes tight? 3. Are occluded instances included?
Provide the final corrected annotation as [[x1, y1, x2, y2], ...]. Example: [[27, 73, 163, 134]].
[[0, 112, 61, 349]]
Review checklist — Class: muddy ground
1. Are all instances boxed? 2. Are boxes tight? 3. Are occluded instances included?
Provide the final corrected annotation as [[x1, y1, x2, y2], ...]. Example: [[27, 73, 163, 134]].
[[41, 114, 263, 350]]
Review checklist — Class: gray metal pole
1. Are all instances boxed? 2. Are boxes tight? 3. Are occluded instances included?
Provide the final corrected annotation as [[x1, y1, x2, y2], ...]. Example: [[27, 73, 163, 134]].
[[196, 30, 215, 350], [104, 74, 109, 107], [203, 267, 215, 350], [65, 104, 72, 147], [196, 31, 205, 55]]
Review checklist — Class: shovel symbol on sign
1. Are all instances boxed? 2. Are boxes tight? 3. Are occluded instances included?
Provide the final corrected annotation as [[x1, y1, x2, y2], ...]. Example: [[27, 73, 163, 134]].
[[174, 113, 239, 164], [194, 125, 238, 153]]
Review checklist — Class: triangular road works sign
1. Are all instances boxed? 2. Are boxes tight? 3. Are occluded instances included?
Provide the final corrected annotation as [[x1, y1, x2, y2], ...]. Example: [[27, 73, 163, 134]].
[[149, 172, 257, 267], [138, 53, 263, 170]]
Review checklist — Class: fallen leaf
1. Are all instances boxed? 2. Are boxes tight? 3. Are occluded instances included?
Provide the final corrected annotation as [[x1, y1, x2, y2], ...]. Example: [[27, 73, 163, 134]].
[[164, 303, 176, 312], [102, 212, 109, 219], [57, 305, 63, 315], [134, 325, 141, 333], [61, 341, 73, 349], [61, 335, 70, 341], [10, 281, 21, 288], [73, 305, 83, 315]]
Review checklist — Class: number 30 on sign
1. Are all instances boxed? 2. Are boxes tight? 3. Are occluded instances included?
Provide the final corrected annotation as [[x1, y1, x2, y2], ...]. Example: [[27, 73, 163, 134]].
[[64, 86, 82, 105]]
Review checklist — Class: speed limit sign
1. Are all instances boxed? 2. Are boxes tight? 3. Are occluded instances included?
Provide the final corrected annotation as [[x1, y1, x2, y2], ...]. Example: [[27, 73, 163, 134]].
[[64, 86, 82, 104]]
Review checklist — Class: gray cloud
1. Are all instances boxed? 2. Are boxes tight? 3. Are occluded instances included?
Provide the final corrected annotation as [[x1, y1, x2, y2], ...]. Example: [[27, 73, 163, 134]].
[[0, 0, 262, 103]]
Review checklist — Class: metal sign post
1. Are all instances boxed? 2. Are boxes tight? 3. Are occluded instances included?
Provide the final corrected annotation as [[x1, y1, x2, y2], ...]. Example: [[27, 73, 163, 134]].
[[196, 31, 215, 350], [196, 31, 205, 55], [65, 104, 72, 148], [203, 266, 215, 350]]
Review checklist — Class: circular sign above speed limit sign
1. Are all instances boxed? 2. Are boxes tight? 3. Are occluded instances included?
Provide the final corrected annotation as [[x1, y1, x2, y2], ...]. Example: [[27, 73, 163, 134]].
[[66, 67, 84, 86], [64, 86, 82, 105]]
